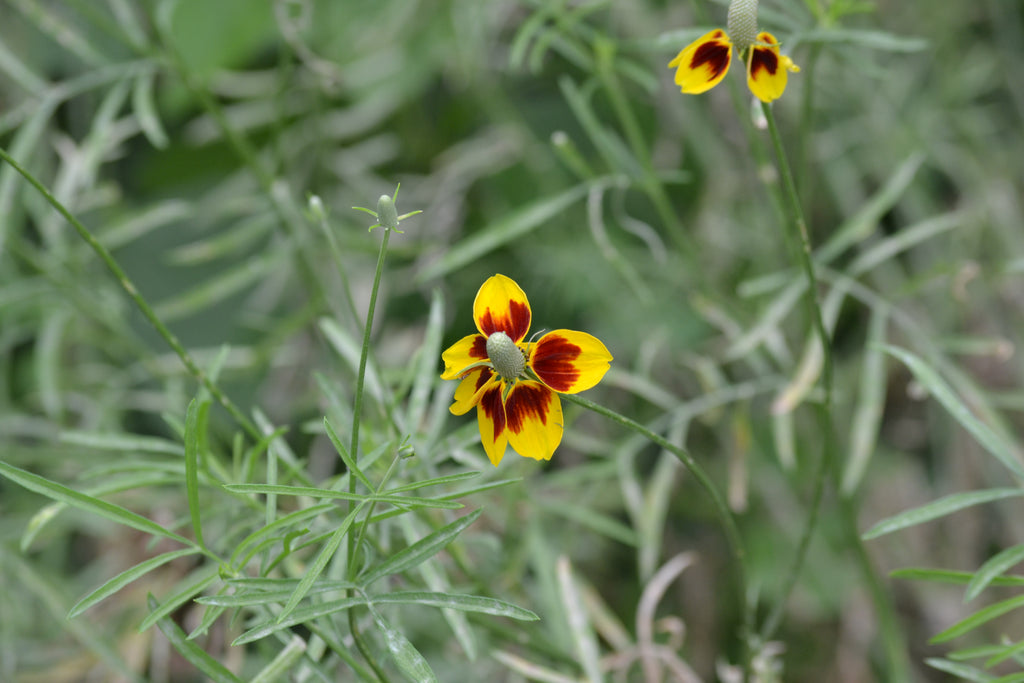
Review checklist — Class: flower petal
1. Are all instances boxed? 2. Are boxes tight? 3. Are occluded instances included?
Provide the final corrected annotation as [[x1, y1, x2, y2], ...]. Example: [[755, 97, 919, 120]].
[[473, 274, 531, 342], [451, 367, 497, 416], [505, 381, 563, 461], [530, 330, 612, 394], [747, 32, 799, 103], [668, 29, 732, 95], [476, 381, 509, 466], [441, 334, 488, 380]]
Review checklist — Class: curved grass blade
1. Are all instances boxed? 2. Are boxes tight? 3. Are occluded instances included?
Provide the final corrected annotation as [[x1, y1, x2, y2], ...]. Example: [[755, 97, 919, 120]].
[[184, 399, 205, 548], [881, 345, 1024, 478], [366, 602, 438, 683], [138, 564, 220, 632], [863, 489, 1024, 540], [148, 595, 245, 683], [0, 460, 192, 546], [891, 567, 1024, 588], [224, 483, 463, 510], [930, 594, 1024, 644], [966, 544, 1024, 602], [366, 592, 541, 621], [276, 502, 365, 623], [360, 509, 482, 586], [69, 547, 201, 618]]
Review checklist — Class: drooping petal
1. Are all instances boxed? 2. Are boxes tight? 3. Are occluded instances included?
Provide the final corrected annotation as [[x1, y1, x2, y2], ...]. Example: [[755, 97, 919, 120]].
[[440, 334, 489, 380], [746, 32, 799, 103], [529, 330, 613, 394], [476, 381, 509, 466], [668, 29, 732, 95], [473, 274, 532, 342], [505, 381, 562, 461], [451, 367, 498, 416]]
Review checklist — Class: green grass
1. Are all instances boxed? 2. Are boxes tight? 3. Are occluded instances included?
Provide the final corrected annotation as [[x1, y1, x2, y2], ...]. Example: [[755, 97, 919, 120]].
[[2, 0, 1024, 681]]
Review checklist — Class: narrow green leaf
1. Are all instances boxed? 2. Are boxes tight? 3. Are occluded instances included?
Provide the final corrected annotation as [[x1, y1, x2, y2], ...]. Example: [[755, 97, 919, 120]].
[[891, 567, 1024, 587], [966, 544, 1024, 602], [366, 603, 439, 683], [131, 69, 169, 148], [985, 638, 1024, 669], [384, 471, 480, 494], [863, 489, 1024, 540], [228, 503, 334, 569], [405, 288, 444, 433], [138, 565, 220, 632], [250, 636, 307, 683], [224, 483, 463, 510], [881, 345, 1024, 477], [276, 502, 366, 622], [540, 499, 638, 546], [324, 417, 374, 492], [556, 556, 603, 683], [360, 509, 482, 586], [233, 597, 366, 645], [416, 183, 593, 281], [373, 592, 538, 620], [925, 658, 995, 682], [184, 399, 205, 548], [59, 430, 183, 455], [148, 595, 246, 683], [0, 460, 192, 546], [930, 594, 1024, 644], [841, 306, 889, 494], [69, 548, 200, 618]]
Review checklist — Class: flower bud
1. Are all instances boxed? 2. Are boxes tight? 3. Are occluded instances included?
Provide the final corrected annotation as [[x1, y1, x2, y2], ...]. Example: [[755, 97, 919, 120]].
[[376, 193, 399, 231]]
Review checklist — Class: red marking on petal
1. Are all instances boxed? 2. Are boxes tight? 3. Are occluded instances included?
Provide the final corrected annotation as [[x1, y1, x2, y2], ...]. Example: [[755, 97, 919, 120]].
[[479, 383, 506, 440], [530, 335, 582, 393], [474, 367, 494, 391], [505, 384, 552, 433], [479, 300, 531, 341], [470, 335, 489, 360], [750, 47, 779, 79], [691, 36, 731, 80]]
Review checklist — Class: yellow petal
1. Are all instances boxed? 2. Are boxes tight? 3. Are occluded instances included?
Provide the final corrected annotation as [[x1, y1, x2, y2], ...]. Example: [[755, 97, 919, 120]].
[[668, 29, 732, 95], [505, 381, 563, 461], [451, 367, 497, 416], [529, 330, 612, 394], [473, 274, 532, 343], [476, 381, 509, 466], [746, 32, 798, 103], [441, 334, 488, 380]]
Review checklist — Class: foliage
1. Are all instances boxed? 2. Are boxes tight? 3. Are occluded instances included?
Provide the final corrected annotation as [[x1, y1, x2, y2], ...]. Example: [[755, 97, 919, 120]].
[[1, 0, 1023, 681]]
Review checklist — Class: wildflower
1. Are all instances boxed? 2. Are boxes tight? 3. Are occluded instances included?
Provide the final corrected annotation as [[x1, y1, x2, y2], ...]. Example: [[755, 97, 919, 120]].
[[441, 274, 612, 466], [668, 0, 799, 103]]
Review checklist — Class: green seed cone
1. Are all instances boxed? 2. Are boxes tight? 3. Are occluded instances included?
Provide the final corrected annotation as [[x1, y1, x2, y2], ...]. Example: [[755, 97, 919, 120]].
[[727, 0, 759, 56]]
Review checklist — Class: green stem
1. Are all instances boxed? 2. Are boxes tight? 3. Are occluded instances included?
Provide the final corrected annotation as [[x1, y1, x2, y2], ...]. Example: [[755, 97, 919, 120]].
[[344, 226, 393, 679], [561, 393, 748, 602], [757, 103, 835, 643], [0, 145, 262, 443]]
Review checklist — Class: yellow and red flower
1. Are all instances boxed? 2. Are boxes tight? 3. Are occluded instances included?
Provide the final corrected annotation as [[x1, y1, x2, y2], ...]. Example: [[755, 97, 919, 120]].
[[441, 274, 612, 466], [668, 29, 799, 103]]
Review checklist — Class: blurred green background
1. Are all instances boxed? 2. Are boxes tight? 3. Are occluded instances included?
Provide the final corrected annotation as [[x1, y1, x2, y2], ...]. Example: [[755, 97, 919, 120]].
[[2, 0, 1024, 681]]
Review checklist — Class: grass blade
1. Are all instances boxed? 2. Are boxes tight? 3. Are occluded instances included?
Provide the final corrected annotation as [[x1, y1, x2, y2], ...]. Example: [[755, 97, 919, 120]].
[[360, 509, 482, 586], [0, 460, 192, 546], [881, 345, 1024, 478], [863, 489, 1024, 540], [184, 399, 205, 548], [276, 502, 365, 622], [930, 594, 1024, 644], [966, 544, 1024, 603], [69, 547, 200, 618], [148, 594, 246, 683]]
